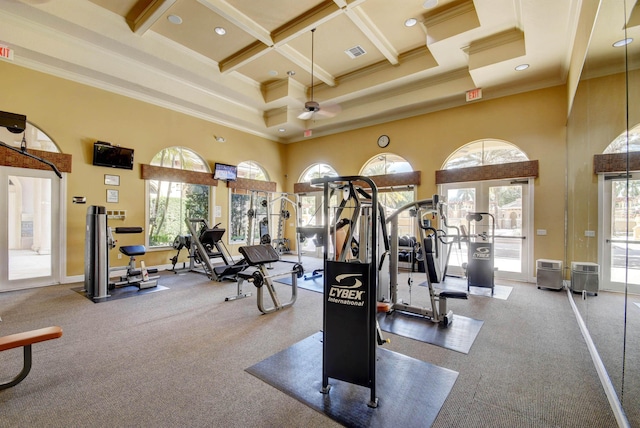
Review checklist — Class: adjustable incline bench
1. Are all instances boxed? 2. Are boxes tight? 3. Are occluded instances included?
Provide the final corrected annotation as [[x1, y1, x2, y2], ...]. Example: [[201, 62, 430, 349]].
[[236, 244, 303, 314], [0, 326, 63, 390]]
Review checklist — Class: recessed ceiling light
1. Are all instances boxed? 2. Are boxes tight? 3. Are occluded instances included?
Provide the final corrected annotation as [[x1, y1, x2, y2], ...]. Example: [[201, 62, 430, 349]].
[[287, 70, 296, 76], [423, 0, 438, 9], [214, 27, 226, 36], [268, 70, 278, 76], [167, 15, 182, 25], [613, 38, 633, 47], [214, 135, 226, 143], [515, 64, 529, 71], [404, 18, 417, 27], [278, 128, 286, 132]]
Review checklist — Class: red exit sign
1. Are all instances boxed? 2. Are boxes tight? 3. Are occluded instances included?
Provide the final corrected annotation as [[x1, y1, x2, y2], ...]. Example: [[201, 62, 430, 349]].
[[0, 45, 13, 60], [466, 88, 482, 102]]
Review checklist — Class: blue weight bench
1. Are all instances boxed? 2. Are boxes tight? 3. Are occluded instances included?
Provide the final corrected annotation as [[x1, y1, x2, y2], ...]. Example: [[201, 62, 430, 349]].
[[234, 244, 303, 314]]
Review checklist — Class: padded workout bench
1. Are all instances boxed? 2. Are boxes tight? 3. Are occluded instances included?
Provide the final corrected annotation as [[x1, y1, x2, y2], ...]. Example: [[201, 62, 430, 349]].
[[236, 244, 303, 314], [0, 326, 63, 390]]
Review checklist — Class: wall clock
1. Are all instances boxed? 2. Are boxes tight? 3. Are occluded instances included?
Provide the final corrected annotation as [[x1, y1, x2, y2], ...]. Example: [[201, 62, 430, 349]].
[[377, 134, 390, 148]]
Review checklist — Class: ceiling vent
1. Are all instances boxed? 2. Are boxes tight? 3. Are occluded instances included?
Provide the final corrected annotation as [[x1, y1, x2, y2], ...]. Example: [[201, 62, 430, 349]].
[[345, 45, 366, 59]]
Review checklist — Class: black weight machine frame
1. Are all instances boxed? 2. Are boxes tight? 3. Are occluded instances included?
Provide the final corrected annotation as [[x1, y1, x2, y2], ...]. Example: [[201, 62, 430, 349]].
[[383, 196, 467, 326], [312, 175, 389, 409], [185, 218, 247, 281]]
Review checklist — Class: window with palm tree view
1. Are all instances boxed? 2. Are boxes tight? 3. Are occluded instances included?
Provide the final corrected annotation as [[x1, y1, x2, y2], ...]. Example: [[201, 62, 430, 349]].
[[148, 147, 210, 248]]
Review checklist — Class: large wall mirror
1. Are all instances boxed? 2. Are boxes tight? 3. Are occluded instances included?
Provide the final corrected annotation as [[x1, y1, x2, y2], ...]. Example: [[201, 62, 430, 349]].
[[567, 0, 640, 425]]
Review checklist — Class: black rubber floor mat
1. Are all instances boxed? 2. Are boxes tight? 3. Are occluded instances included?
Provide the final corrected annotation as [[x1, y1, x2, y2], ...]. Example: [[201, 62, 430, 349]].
[[376, 311, 483, 354], [246, 332, 458, 428]]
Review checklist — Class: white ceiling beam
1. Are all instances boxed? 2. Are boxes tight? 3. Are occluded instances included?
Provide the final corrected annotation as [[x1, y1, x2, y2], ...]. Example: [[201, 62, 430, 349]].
[[343, 6, 399, 65], [196, 0, 273, 46], [277, 44, 336, 87], [132, 0, 177, 35]]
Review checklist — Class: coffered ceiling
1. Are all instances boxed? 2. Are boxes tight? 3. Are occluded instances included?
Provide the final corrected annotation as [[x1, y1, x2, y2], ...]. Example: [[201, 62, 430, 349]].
[[0, 0, 636, 143]]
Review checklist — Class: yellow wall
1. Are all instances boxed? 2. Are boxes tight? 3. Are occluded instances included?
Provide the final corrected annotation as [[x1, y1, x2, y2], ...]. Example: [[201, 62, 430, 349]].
[[0, 61, 284, 276], [286, 86, 568, 265], [1, 59, 568, 279]]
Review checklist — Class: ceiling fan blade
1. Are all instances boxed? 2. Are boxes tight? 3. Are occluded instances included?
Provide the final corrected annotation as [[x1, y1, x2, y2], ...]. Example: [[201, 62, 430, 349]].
[[315, 103, 341, 119], [297, 110, 315, 120]]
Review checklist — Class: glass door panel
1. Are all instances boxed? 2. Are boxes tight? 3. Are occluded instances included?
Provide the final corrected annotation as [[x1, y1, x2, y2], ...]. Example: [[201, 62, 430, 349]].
[[1, 167, 59, 291], [601, 176, 640, 293], [489, 184, 525, 275], [441, 180, 530, 282]]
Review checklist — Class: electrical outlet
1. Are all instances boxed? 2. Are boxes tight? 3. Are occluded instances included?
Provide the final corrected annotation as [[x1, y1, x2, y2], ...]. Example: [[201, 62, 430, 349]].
[[585, 230, 596, 237], [537, 229, 547, 236], [117, 253, 122, 259]]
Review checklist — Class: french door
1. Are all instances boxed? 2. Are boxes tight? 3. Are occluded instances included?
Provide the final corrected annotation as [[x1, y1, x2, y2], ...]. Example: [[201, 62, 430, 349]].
[[599, 174, 640, 294], [439, 179, 532, 282], [0, 166, 61, 291]]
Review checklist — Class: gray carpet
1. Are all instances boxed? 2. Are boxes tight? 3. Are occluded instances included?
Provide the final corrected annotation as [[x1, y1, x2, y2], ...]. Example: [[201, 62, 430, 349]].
[[0, 265, 621, 427], [71, 284, 169, 302]]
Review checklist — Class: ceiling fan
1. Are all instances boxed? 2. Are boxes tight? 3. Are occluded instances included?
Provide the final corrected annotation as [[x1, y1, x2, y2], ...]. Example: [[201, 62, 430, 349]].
[[298, 28, 340, 121]]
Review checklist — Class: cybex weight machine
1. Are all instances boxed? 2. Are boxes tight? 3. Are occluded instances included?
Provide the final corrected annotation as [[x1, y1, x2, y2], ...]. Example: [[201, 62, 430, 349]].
[[311, 175, 388, 408], [383, 196, 467, 325]]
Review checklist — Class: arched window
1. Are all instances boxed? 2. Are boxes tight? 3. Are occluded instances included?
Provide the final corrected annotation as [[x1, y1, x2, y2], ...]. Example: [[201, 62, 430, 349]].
[[238, 160, 269, 180], [147, 147, 210, 247], [229, 161, 269, 243], [1, 122, 60, 153], [297, 163, 339, 254], [361, 153, 412, 175], [361, 154, 415, 237], [300, 163, 339, 182], [603, 123, 640, 153], [443, 140, 528, 169]]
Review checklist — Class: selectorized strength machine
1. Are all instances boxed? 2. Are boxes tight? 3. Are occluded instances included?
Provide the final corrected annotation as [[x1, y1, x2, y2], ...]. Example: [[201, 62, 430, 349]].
[[84, 205, 159, 300], [311, 175, 389, 408], [382, 196, 468, 326], [465, 212, 496, 294]]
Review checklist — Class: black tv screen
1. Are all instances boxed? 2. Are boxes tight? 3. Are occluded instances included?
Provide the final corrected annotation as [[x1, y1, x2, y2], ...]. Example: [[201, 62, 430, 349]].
[[93, 141, 134, 170], [213, 163, 237, 181]]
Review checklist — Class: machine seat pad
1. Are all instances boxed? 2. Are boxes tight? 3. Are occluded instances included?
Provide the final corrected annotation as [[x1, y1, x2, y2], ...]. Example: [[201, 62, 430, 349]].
[[199, 228, 225, 245], [119, 245, 146, 256], [239, 244, 280, 266], [439, 291, 468, 300]]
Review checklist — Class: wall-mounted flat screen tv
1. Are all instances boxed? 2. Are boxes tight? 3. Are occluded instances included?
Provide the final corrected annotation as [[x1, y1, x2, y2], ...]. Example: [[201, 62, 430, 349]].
[[213, 163, 237, 181], [93, 141, 134, 170]]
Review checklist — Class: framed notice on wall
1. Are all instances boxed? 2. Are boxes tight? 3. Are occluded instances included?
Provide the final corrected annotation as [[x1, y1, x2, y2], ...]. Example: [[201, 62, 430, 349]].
[[106, 189, 119, 203], [104, 174, 120, 186]]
